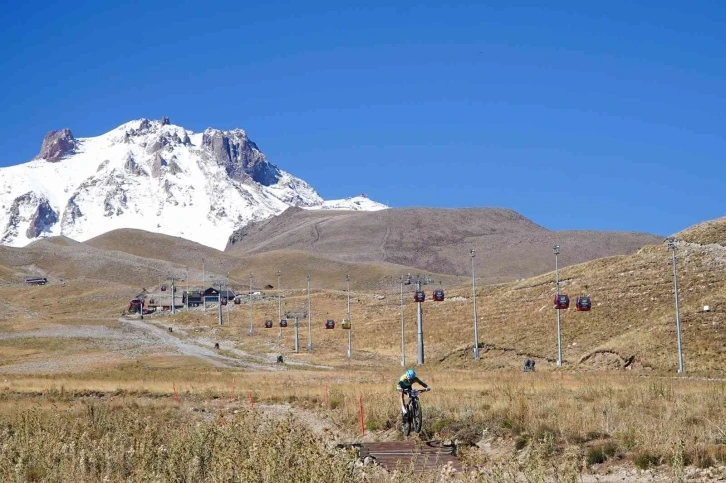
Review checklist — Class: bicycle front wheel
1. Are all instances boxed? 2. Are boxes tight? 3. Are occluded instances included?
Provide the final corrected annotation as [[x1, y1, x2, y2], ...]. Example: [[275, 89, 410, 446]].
[[412, 400, 423, 433], [402, 409, 412, 437]]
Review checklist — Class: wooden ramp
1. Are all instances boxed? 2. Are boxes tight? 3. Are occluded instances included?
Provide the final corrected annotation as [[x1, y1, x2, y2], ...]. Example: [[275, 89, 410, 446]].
[[358, 441, 462, 473]]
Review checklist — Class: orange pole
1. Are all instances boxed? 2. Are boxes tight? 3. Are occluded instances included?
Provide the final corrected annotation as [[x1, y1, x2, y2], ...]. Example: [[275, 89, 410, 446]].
[[249, 391, 254, 409], [359, 396, 365, 436], [173, 383, 180, 402], [324, 385, 329, 408], [229, 379, 236, 402]]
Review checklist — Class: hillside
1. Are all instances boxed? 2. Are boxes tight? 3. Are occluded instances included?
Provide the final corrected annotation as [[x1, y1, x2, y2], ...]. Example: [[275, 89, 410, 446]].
[[2, 212, 724, 374], [226, 207, 663, 283]]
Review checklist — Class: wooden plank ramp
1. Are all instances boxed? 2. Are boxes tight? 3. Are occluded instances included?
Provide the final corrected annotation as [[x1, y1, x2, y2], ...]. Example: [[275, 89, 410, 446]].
[[358, 441, 462, 473]]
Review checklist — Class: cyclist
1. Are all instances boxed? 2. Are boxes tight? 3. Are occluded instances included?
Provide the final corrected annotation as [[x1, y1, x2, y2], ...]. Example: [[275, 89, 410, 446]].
[[397, 368, 430, 415]]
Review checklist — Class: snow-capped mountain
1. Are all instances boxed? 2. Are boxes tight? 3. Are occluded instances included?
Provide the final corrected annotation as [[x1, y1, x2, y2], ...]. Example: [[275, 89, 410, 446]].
[[0, 117, 387, 250]]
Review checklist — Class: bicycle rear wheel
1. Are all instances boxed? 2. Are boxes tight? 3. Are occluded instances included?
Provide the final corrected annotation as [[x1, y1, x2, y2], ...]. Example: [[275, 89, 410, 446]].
[[412, 399, 423, 433]]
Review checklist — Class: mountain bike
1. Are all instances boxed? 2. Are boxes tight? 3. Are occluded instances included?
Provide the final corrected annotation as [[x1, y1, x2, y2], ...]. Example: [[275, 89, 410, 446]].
[[401, 388, 430, 436]]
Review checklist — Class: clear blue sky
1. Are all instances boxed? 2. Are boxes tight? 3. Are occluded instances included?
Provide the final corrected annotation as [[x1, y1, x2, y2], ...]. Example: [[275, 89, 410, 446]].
[[1, 1, 724, 237]]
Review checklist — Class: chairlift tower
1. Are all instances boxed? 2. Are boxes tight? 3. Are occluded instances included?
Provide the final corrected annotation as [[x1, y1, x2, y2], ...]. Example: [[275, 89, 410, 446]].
[[399, 276, 406, 367], [207, 277, 225, 326], [553, 245, 562, 367], [277, 270, 282, 337], [346, 274, 352, 358], [667, 238, 685, 373], [226, 272, 230, 327], [470, 249, 480, 360], [286, 310, 307, 353], [165, 271, 188, 315], [249, 272, 254, 336], [307, 275, 312, 351], [405, 273, 432, 365]]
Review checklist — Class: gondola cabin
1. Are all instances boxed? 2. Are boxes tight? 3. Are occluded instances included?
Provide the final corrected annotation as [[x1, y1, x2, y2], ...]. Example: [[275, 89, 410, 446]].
[[161, 285, 167, 292], [554, 294, 570, 310], [264, 320, 273, 328], [414, 291, 425, 302], [325, 319, 335, 329], [433, 289, 445, 302], [221, 298, 227, 306], [234, 297, 241, 304], [279, 319, 288, 328], [576, 295, 591, 311], [341, 319, 351, 329]]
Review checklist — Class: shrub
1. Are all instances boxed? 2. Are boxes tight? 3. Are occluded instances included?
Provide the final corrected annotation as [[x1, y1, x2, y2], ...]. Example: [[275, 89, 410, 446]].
[[632, 449, 661, 470], [587, 446, 606, 465]]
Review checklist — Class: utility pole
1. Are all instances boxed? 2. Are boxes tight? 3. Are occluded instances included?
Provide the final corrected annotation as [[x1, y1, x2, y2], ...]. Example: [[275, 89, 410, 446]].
[[307, 275, 312, 351], [400, 277, 405, 367], [667, 238, 685, 373], [202, 258, 206, 312], [277, 270, 282, 338], [554, 245, 562, 367], [249, 272, 253, 336], [471, 249, 480, 360], [185, 266, 189, 311], [346, 274, 352, 358]]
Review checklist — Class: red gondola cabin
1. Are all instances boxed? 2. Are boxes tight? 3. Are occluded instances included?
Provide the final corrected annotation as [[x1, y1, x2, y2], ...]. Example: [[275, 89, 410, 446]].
[[325, 320, 335, 329], [433, 289, 445, 302], [576, 295, 591, 311], [414, 291, 425, 302], [554, 294, 570, 310], [264, 320, 273, 328], [280, 319, 288, 328]]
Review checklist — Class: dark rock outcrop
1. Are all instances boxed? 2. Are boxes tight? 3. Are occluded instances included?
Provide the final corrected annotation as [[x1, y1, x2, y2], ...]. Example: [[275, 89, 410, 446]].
[[26, 199, 59, 238], [36, 128, 76, 162], [201, 129, 281, 186], [1, 192, 58, 243]]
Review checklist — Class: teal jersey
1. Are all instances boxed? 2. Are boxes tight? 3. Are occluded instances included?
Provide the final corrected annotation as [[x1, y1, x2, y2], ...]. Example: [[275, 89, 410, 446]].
[[397, 373, 427, 391]]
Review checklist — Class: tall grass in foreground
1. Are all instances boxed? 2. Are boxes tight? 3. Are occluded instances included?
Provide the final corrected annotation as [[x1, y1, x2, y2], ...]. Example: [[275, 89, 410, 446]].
[[0, 403, 359, 482]]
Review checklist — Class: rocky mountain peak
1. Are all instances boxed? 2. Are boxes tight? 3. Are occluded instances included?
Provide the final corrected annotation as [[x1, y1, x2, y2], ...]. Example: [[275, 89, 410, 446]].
[[201, 128, 280, 186], [36, 128, 76, 162]]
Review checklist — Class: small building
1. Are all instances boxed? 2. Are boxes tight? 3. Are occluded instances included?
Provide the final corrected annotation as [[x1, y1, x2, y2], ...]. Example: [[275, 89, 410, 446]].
[[202, 287, 235, 304], [25, 277, 48, 285], [145, 285, 184, 311], [183, 291, 204, 307]]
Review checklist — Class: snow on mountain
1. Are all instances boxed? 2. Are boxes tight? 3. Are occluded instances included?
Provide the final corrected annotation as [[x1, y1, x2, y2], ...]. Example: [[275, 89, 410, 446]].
[[0, 118, 387, 250], [305, 194, 388, 211]]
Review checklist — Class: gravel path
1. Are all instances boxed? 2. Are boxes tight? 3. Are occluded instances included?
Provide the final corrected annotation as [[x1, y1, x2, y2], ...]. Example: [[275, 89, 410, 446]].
[[0, 315, 335, 373]]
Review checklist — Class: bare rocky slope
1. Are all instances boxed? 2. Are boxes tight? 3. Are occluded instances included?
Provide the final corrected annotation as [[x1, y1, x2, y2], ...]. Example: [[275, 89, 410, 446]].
[[225, 207, 663, 283]]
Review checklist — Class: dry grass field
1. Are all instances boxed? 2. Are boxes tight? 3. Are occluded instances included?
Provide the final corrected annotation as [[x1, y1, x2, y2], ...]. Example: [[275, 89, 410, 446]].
[[0, 213, 725, 481]]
